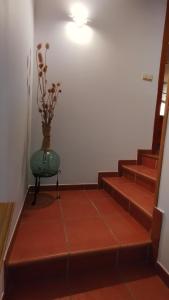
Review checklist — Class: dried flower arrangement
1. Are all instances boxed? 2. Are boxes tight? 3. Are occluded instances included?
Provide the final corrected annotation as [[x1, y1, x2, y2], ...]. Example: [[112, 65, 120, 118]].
[[36, 43, 61, 151]]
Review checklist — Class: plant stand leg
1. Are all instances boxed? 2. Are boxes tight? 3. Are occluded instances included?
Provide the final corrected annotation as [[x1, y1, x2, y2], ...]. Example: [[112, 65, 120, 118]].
[[56, 172, 60, 199], [32, 176, 38, 205], [37, 176, 41, 193]]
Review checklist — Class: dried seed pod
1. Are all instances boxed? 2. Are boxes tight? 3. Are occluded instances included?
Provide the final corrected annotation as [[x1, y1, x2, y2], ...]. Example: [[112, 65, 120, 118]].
[[37, 43, 42, 50], [57, 82, 61, 86], [59, 89, 62, 93], [38, 52, 43, 63], [51, 88, 55, 93], [39, 71, 43, 77], [48, 89, 51, 93], [43, 65, 48, 73], [52, 83, 56, 88], [39, 63, 44, 69], [39, 108, 42, 113], [45, 43, 50, 49]]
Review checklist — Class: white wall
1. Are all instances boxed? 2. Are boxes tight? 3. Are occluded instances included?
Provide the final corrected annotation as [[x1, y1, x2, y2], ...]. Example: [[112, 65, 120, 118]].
[[158, 115, 169, 274], [31, 0, 166, 185], [0, 0, 34, 297]]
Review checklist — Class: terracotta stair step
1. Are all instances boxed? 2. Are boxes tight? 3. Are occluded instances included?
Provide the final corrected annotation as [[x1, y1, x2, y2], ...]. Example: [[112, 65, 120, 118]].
[[102, 176, 155, 229], [122, 164, 157, 182], [6, 264, 169, 300], [141, 153, 159, 169], [143, 154, 159, 159], [5, 190, 151, 288]]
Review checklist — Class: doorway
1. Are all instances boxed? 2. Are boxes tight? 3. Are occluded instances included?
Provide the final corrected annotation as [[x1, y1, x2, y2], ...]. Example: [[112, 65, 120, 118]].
[[152, 0, 169, 153]]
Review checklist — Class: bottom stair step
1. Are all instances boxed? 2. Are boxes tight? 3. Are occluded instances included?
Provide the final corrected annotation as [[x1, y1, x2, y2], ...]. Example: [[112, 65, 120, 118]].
[[5, 263, 169, 300], [5, 189, 151, 294], [102, 176, 155, 230]]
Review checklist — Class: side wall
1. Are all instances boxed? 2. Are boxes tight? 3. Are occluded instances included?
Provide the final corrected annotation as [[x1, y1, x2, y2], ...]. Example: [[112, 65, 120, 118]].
[[0, 0, 34, 297], [31, 0, 167, 185], [158, 114, 169, 274]]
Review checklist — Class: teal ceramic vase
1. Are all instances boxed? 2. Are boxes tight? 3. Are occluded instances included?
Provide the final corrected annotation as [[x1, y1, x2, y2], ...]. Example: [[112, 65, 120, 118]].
[[30, 149, 60, 177]]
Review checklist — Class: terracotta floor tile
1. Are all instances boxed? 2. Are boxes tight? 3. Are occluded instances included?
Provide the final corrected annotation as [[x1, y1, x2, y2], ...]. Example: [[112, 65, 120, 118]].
[[103, 211, 150, 245], [23, 193, 62, 222], [85, 189, 111, 199], [126, 274, 169, 300], [60, 191, 88, 201], [60, 198, 98, 220], [118, 264, 169, 300], [8, 220, 68, 263], [65, 217, 118, 253], [70, 284, 132, 300], [90, 196, 125, 215]]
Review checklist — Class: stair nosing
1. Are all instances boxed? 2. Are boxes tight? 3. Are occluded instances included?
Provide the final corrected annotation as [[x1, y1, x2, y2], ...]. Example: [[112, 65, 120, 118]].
[[102, 177, 154, 218], [122, 164, 157, 182], [7, 241, 152, 268]]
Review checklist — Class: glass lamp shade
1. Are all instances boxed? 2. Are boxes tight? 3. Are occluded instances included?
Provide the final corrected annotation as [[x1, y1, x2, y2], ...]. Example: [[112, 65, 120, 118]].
[[30, 149, 60, 177]]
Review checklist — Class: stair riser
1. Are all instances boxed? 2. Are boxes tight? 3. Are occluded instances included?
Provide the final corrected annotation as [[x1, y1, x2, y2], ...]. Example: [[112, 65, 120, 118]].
[[5, 256, 67, 284], [103, 181, 152, 231], [141, 156, 158, 169], [122, 169, 156, 193], [5, 245, 151, 289]]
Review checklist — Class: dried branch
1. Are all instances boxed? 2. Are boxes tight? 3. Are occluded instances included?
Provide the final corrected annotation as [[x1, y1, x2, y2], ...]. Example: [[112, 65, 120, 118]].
[[36, 43, 62, 150]]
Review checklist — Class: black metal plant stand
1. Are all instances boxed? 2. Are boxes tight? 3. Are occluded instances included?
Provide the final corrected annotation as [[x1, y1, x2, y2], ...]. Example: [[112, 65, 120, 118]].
[[32, 170, 61, 206]]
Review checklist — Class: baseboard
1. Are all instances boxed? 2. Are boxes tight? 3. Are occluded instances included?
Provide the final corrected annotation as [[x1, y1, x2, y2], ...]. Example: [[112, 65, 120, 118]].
[[3, 189, 29, 296], [28, 183, 98, 192], [156, 261, 169, 288]]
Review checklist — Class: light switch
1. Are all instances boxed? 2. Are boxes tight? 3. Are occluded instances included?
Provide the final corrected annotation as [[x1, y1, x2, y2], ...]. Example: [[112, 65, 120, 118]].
[[142, 73, 153, 82]]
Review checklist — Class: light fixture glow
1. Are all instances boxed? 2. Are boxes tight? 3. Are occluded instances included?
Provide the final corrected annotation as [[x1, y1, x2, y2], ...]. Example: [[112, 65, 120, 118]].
[[66, 22, 93, 45], [70, 3, 89, 27]]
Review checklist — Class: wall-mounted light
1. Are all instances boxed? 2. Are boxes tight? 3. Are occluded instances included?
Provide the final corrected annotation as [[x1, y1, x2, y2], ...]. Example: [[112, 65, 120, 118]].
[[70, 3, 89, 27], [66, 3, 92, 45]]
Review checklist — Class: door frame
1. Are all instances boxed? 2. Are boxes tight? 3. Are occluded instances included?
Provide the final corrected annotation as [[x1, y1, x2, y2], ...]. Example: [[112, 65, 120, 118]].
[[152, 0, 169, 153]]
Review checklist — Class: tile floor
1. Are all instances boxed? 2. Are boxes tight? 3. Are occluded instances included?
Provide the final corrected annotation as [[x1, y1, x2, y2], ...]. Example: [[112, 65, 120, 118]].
[[5, 189, 169, 299], [8, 189, 150, 264]]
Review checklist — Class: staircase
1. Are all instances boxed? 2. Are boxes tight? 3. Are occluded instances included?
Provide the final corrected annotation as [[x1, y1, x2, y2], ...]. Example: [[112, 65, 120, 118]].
[[4, 150, 163, 299], [99, 151, 159, 231]]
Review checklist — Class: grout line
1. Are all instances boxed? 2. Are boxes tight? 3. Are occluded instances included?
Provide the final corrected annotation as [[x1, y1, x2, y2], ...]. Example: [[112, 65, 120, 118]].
[[85, 193, 120, 245], [58, 198, 71, 284], [124, 283, 136, 300]]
